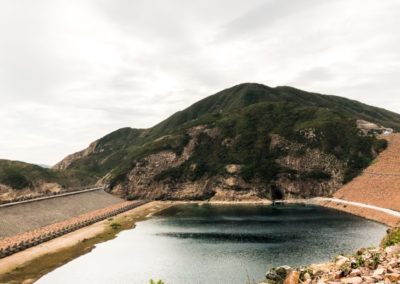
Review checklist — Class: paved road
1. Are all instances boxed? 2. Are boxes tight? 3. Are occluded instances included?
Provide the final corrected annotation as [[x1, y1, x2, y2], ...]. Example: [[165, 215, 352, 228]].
[[314, 197, 400, 218]]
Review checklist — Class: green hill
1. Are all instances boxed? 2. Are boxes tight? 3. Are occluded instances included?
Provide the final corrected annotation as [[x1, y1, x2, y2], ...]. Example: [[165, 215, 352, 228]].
[[2, 83, 399, 201], [51, 83, 398, 200], [0, 159, 95, 191]]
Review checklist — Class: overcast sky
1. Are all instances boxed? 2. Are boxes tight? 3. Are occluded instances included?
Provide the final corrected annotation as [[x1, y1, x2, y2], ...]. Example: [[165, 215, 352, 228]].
[[0, 0, 399, 166]]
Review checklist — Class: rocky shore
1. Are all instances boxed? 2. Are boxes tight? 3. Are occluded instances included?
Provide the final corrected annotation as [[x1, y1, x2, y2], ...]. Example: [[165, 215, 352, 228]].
[[260, 229, 400, 284]]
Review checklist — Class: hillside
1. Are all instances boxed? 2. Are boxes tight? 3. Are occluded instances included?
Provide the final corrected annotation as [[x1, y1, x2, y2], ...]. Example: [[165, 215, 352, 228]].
[[52, 83, 400, 201], [0, 159, 95, 202]]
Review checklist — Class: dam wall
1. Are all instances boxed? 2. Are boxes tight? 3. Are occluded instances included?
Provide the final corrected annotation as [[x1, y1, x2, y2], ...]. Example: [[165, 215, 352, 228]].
[[0, 189, 123, 238], [334, 134, 400, 212]]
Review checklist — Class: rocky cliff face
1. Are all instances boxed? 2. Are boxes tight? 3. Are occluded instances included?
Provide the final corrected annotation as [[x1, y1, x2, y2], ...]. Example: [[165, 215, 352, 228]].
[[272, 134, 345, 199], [110, 127, 347, 201]]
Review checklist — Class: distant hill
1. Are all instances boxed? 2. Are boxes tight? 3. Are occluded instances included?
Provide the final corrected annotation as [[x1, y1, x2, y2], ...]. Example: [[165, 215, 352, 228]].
[[0, 159, 95, 202], [52, 83, 399, 201]]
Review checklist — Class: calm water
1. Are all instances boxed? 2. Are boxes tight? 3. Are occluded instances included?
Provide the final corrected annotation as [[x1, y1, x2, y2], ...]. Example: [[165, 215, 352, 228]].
[[38, 204, 387, 284]]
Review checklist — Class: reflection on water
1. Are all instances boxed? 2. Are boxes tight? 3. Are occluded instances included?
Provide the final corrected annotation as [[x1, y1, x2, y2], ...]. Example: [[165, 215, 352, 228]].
[[38, 204, 387, 284]]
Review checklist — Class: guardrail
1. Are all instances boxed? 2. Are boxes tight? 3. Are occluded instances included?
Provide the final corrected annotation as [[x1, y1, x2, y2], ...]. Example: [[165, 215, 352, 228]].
[[0, 186, 106, 208], [0, 200, 147, 259]]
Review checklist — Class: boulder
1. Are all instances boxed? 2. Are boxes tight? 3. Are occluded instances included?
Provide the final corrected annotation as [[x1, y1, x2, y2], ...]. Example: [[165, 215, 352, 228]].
[[373, 268, 385, 276], [336, 256, 350, 267], [340, 276, 363, 284], [349, 269, 361, 277], [385, 273, 400, 282], [266, 265, 292, 282], [283, 271, 299, 284]]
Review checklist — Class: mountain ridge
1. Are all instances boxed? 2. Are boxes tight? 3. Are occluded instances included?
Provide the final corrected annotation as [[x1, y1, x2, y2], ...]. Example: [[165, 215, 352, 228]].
[[52, 83, 399, 200], [1, 83, 399, 201]]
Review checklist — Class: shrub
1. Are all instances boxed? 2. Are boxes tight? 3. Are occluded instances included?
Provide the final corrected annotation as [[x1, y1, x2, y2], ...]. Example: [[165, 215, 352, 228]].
[[374, 139, 388, 153], [381, 227, 400, 247], [300, 170, 332, 181], [0, 168, 31, 189], [149, 280, 164, 284], [110, 222, 121, 230]]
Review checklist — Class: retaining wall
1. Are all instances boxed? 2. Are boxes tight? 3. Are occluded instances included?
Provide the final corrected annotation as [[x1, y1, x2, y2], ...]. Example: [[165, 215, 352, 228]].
[[0, 201, 146, 259]]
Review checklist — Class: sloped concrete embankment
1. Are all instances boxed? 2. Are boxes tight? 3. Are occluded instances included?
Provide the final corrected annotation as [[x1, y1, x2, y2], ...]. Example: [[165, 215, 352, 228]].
[[0, 190, 123, 238], [334, 134, 400, 212], [0, 200, 146, 259]]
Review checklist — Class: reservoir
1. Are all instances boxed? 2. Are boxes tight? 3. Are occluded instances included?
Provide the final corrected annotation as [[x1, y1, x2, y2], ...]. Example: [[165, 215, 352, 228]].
[[37, 204, 387, 284]]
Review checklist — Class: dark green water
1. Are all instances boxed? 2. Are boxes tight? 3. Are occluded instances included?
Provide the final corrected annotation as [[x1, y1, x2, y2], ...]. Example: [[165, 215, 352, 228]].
[[38, 204, 387, 284]]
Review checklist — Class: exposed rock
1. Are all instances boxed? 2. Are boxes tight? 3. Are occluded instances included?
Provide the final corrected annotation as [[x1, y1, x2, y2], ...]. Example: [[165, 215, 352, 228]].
[[272, 134, 345, 199], [115, 127, 270, 200], [260, 245, 400, 284], [266, 266, 292, 283], [225, 164, 241, 174], [335, 256, 350, 267], [283, 270, 299, 284], [349, 269, 361, 277], [373, 267, 385, 276], [340, 276, 362, 284], [357, 119, 393, 136], [386, 273, 400, 282]]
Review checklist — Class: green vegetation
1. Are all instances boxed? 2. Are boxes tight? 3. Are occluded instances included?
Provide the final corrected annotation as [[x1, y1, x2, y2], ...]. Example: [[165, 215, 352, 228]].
[[1, 83, 399, 193], [300, 170, 332, 181], [110, 222, 121, 230], [381, 227, 400, 247], [149, 280, 165, 284], [0, 159, 95, 190]]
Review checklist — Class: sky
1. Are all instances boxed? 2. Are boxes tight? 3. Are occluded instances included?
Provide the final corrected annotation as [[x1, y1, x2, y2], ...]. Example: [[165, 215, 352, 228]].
[[0, 0, 399, 166]]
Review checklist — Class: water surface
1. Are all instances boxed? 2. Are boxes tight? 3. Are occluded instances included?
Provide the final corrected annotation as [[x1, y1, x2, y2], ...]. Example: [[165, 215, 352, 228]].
[[38, 204, 387, 284]]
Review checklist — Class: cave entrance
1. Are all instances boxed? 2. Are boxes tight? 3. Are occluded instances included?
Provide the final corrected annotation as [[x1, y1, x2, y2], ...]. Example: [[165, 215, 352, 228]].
[[270, 184, 285, 201]]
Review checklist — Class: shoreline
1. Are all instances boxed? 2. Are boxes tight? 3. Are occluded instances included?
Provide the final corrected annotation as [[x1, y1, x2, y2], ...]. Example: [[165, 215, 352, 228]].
[[277, 198, 400, 227], [0, 198, 398, 283], [316, 199, 400, 227]]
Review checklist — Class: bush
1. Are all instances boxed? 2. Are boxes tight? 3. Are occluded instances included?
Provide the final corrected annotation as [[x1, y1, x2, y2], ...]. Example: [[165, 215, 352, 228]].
[[0, 168, 31, 189], [381, 227, 400, 247], [149, 280, 164, 284], [374, 139, 388, 153], [110, 222, 121, 230], [300, 170, 332, 181]]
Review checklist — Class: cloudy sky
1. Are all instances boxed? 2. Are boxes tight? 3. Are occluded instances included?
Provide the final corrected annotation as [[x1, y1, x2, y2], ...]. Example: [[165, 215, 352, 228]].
[[0, 0, 399, 166]]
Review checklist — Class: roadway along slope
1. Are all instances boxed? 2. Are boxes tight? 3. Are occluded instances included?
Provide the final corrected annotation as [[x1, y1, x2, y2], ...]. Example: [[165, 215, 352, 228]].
[[0, 190, 123, 238], [334, 133, 400, 212]]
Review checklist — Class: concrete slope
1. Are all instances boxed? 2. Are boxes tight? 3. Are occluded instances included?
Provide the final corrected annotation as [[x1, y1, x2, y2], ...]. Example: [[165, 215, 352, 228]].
[[0, 190, 123, 238], [334, 134, 400, 211]]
